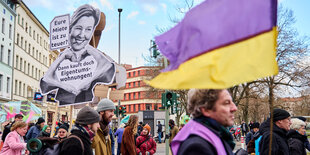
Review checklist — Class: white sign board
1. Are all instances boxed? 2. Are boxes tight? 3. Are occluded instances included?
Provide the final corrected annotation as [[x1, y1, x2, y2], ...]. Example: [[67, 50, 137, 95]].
[[50, 14, 70, 50]]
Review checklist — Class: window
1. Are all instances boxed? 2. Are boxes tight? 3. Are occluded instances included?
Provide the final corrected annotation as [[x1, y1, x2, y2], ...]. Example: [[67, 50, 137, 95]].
[[15, 55, 18, 69], [129, 93, 131, 100], [21, 37, 23, 48], [0, 74, 2, 91], [9, 24, 12, 39], [19, 81, 21, 95], [128, 83, 131, 88], [16, 33, 19, 45], [33, 31, 35, 40], [40, 37, 42, 46], [17, 14, 20, 24], [39, 70, 41, 79], [35, 68, 37, 79], [154, 104, 158, 111], [1, 18, 5, 34], [128, 105, 131, 112], [133, 82, 136, 87], [37, 34, 39, 43], [138, 104, 140, 111], [21, 18, 24, 27], [0, 45, 3, 62], [138, 81, 140, 87], [24, 61, 26, 73], [32, 66, 34, 77], [36, 50, 38, 59], [138, 70, 140, 76], [133, 93, 136, 99], [138, 92, 140, 99], [25, 23, 28, 32], [146, 104, 151, 110], [27, 63, 30, 75], [133, 71, 136, 77], [23, 83, 25, 97], [25, 41, 27, 51], [3, 8, 5, 14], [14, 80, 17, 94], [19, 58, 22, 70], [28, 44, 30, 53], [29, 26, 31, 36], [6, 77, 10, 93], [134, 104, 136, 112], [39, 52, 41, 62], [32, 47, 34, 56], [8, 49, 11, 66]]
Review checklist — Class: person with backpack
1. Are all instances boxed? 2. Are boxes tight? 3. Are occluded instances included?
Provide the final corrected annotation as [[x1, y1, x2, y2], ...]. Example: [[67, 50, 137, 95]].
[[1, 114, 23, 142], [92, 98, 115, 155], [0, 121, 29, 155], [59, 106, 100, 155], [259, 108, 291, 155], [136, 124, 157, 155], [246, 122, 259, 145], [114, 123, 125, 155], [26, 117, 45, 140]]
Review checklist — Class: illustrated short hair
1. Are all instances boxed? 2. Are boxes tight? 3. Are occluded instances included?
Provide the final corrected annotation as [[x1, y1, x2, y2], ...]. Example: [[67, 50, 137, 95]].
[[11, 121, 27, 131], [290, 118, 306, 130], [70, 4, 100, 32], [187, 89, 223, 118]]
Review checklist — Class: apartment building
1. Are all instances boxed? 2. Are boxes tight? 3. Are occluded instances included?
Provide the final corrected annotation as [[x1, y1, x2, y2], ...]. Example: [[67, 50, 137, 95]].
[[13, 1, 68, 124], [0, 0, 18, 102], [114, 65, 163, 114]]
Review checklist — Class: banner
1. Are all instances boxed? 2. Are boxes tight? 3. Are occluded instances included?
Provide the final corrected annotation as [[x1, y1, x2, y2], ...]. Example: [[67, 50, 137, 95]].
[[0, 101, 42, 123]]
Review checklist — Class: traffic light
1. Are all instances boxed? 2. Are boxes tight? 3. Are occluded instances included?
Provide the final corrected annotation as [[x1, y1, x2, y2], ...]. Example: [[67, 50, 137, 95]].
[[119, 106, 127, 118], [162, 91, 173, 107], [149, 40, 160, 58], [114, 106, 119, 117]]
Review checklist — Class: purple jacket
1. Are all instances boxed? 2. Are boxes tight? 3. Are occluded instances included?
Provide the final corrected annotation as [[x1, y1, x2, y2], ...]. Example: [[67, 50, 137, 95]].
[[0, 130, 27, 155], [171, 120, 227, 155]]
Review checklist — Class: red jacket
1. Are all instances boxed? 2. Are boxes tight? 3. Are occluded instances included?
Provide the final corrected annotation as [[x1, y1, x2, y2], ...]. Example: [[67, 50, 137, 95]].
[[136, 134, 156, 155]]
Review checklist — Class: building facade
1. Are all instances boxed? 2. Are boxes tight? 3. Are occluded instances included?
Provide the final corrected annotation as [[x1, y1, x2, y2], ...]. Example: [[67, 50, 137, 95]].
[[114, 65, 163, 115], [13, 1, 68, 124], [0, 0, 18, 102]]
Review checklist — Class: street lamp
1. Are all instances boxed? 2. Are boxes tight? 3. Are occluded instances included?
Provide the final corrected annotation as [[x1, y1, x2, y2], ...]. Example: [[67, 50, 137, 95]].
[[117, 8, 122, 126]]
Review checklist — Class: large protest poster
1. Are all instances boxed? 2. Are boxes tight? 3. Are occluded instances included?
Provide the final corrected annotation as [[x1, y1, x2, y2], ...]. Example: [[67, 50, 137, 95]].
[[40, 4, 126, 106]]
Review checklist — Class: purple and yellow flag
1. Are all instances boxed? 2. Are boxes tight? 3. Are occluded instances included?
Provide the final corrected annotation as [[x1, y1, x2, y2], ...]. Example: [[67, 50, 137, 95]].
[[147, 0, 279, 89]]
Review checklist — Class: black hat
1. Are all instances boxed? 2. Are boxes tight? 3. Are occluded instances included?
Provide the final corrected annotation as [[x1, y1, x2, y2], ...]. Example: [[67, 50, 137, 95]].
[[252, 122, 260, 128], [15, 114, 23, 119], [59, 124, 68, 132], [37, 117, 45, 124], [75, 106, 100, 125], [273, 108, 290, 122]]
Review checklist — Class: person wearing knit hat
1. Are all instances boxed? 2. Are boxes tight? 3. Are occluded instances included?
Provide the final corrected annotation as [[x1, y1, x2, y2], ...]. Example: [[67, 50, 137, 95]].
[[60, 106, 100, 155], [26, 117, 45, 140], [93, 98, 116, 155], [259, 108, 292, 155], [38, 125, 51, 137], [136, 124, 157, 155], [57, 124, 68, 141]]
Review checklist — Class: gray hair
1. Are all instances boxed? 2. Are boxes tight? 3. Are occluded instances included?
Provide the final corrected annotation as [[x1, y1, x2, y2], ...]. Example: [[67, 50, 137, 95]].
[[290, 118, 306, 130], [187, 89, 223, 118]]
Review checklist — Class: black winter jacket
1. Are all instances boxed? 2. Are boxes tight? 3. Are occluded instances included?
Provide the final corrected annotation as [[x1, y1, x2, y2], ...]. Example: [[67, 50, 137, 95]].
[[259, 119, 290, 155], [287, 129, 307, 155], [59, 127, 93, 155]]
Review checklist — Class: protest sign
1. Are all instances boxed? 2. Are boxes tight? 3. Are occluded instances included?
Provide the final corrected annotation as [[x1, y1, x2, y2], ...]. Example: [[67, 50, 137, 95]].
[[50, 14, 70, 50]]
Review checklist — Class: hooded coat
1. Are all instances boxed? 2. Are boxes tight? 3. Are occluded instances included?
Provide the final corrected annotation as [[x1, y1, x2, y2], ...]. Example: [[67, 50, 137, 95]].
[[258, 119, 290, 155], [136, 133, 157, 155], [92, 128, 112, 155], [287, 129, 307, 155]]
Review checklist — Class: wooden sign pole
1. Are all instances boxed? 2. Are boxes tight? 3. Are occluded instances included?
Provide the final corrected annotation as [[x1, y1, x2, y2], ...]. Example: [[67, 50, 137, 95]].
[[50, 102, 59, 138], [69, 105, 74, 134]]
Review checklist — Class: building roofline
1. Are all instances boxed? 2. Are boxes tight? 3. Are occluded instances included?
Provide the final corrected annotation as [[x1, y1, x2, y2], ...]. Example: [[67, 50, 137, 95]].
[[19, 0, 49, 35]]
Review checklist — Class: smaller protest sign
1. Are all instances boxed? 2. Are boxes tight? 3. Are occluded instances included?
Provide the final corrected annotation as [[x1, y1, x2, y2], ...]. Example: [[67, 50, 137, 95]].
[[50, 14, 70, 50]]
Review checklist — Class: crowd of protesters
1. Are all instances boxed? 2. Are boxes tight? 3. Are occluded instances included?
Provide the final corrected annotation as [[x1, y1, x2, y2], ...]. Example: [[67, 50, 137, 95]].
[[0, 89, 309, 155]]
